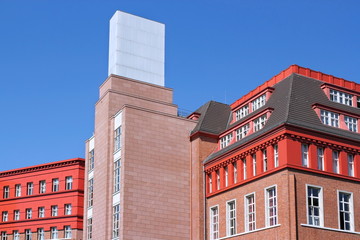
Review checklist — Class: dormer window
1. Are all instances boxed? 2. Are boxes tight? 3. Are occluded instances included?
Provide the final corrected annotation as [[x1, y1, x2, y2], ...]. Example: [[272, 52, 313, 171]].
[[320, 110, 339, 127], [235, 105, 249, 121], [220, 133, 233, 149], [236, 124, 249, 141], [253, 115, 267, 132], [252, 94, 266, 111], [357, 97, 360, 108], [330, 89, 353, 106], [345, 116, 357, 132]]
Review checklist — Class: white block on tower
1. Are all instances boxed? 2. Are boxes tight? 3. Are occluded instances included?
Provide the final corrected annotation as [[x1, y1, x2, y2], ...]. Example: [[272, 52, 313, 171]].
[[108, 11, 165, 86]]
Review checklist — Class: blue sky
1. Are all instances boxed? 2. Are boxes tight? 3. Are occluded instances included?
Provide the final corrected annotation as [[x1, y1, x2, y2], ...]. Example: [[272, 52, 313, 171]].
[[0, 0, 359, 171]]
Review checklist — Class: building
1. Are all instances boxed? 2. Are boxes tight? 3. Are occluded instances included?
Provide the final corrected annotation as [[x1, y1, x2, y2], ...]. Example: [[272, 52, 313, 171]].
[[196, 65, 360, 240], [0, 158, 85, 240]]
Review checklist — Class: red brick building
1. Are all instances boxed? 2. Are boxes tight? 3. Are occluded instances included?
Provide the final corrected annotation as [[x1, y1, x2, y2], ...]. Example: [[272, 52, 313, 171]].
[[0, 158, 85, 240], [190, 65, 360, 239]]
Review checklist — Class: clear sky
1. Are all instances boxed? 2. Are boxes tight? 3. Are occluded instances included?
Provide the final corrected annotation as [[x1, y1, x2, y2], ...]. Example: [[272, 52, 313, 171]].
[[0, 0, 359, 171]]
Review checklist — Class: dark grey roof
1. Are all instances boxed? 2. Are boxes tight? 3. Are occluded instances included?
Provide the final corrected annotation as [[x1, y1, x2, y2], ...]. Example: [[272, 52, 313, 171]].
[[203, 74, 360, 163], [191, 101, 231, 136]]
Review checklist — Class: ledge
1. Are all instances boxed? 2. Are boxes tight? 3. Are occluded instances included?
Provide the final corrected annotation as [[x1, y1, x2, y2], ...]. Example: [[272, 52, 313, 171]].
[[301, 223, 360, 235], [218, 224, 281, 239]]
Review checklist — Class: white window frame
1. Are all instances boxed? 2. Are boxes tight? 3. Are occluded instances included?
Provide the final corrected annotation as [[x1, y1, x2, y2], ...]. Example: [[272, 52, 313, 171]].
[[252, 94, 266, 111], [236, 105, 249, 120], [216, 170, 220, 190], [15, 184, 21, 197], [337, 190, 354, 232], [252, 154, 256, 176], [236, 124, 250, 141], [114, 126, 122, 152], [233, 162, 237, 184], [243, 158, 247, 180], [13, 231, 19, 240], [88, 178, 94, 207], [306, 184, 324, 227], [65, 204, 72, 215], [27, 182, 33, 195], [208, 174, 212, 193], [345, 116, 357, 132], [253, 115, 267, 132], [320, 110, 339, 127], [317, 147, 324, 171], [26, 208, 32, 219], [39, 180, 46, 194], [274, 144, 279, 167], [348, 154, 354, 177], [3, 186, 9, 198], [244, 192, 256, 232], [64, 226, 72, 239], [265, 185, 278, 227], [263, 149, 267, 172], [224, 166, 228, 187], [226, 199, 236, 236], [333, 151, 339, 174], [65, 176, 73, 190], [112, 204, 120, 239], [50, 227, 58, 239], [210, 205, 219, 240], [88, 149, 95, 171], [37, 228, 44, 240], [302, 144, 309, 167], [25, 230, 32, 240], [38, 207, 45, 218], [220, 133, 233, 149], [2, 211, 8, 222], [52, 178, 59, 192], [14, 210, 20, 220], [114, 159, 121, 193], [51, 205, 58, 217], [1, 232, 7, 240], [330, 89, 353, 106], [87, 218, 93, 240]]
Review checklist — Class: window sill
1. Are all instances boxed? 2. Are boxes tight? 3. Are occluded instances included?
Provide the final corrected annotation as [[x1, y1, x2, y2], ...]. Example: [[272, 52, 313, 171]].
[[301, 224, 360, 235], [218, 224, 281, 239]]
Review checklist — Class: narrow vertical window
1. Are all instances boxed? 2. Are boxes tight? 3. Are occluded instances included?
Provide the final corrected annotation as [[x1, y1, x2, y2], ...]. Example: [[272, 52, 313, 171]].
[[216, 170, 220, 190], [224, 166, 228, 187], [50, 227, 58, 239], [52, 179, 59, 192], [15, 184, 21, 197], [51, 205, 58, 217], [64, 226, 72, 239], [210, 206, 219, 240], [65, 176, 73, 190], [274, 144, 279, 167], [87, 218, 93, 240], [27, 182, 33, 195], [1, 232, 7, 240], [14, 210, 20, 220], [208, 173, 212, 193], [113, 204, 120, 239], [38, 207, 45, 218], [3, 186, 9, 199], [26, 208, 32, 219], [252, 154, 256, 176], [39, 180, 46, 194], [25, 230, 32, 240], [233, 162, 237, 184], [37, 228, 44, 240], [302, 144, 309, 167], [13, 231, 19, 240], [307, 186, 323, 226], [65, 204, 72, 215], [348, 154, 354, 177], [266, 186, 277, 226], [114, 126, 122, 152], [263, 149, 267, 172], [339, 191, 353, 231], [243, 158, 247, 180], [245, 193, 256, 231], [2, 211, 8, 222], [226, 200, 236, 236], [89, 149, 95, 171], [88, 178, 94, 207], [317, 147, 324, 171], [333, 151, 339, 174], [114, 159, 121, 193]]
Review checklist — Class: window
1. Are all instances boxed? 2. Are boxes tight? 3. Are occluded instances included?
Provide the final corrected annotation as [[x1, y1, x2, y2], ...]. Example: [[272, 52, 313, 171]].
[[64, 226, 72, 239], [333, 151, 339, 174], [330, 89, 353, 106], [317, 147, 324, 171], [88, 178, 94, 207], [27, 182, 33, 195], [37, 228, 44, 240], [39, 181, 46, 194], [338, 191, 353, 231], [52, 179, 59, 192], [208, 174, 212, 193], [114, 126, 121, 152], [220, 133, 233, 149], [245, 193, 256, 231], [358, 97, 360, 108], [51, 205, 58, 217], [65, 176, 73, 190], [345, 116, 357, 132], [87, 218, 93, 240], [236, 105, 249, 120], [216, 170, 220, 190], [274, 144, 279, 167], [1, 232, 7, 240], [236, 124, 250, 141], [113, 204, 120, 239], [114, 160, 121, 193], [252, 94, 266, 111], [14, 210, 20, 220], [263, 149, 267, 172], [243, 158, 247, 180], [13, 231, 19, 240], [307, 185, 323, 226], [50, 227, 58, 239], [252, 154, 256, 176], [15, 184, 21, 197], [25, 229, 32, 240], [226, 200, 236, 236], [210, 206, 219, 240], [3, 186, 9, 199], [348, 154, 354, 177], [89, 149, 95, 171], [265, 186, 277, 226], [38, 207, 45, 218], [65, 204, 72, 215], [224, 166, 228, 187], [26, 208, 32, 219], [253, 115, 267, 132], [233, 162, 237, 184], [320, 110, 339, 127], [302, 144, 309, 167], [2, 211, 8, 222]]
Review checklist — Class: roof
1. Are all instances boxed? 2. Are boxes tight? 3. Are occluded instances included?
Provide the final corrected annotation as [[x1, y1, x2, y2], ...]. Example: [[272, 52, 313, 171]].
[[203, 73, 360, 163]]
